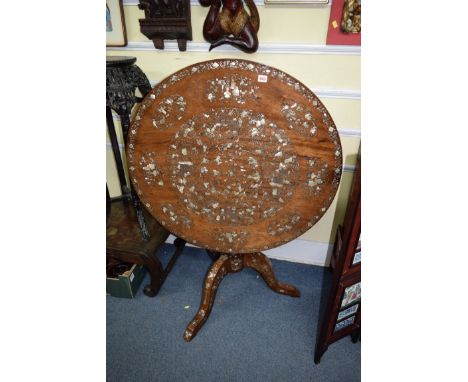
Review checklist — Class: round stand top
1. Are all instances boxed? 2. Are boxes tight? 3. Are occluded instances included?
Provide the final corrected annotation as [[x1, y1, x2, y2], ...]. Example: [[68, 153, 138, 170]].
[[127, 59, 342, 253], [106, 56, 137, 67]]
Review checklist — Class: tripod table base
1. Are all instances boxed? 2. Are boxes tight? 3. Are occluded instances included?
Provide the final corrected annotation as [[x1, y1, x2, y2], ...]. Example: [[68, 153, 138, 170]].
[[183, 251, 300, 342]]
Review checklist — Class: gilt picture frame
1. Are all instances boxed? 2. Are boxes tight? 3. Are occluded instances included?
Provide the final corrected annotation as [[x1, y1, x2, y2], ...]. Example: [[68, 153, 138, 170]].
[[106, 0, 128, 47]]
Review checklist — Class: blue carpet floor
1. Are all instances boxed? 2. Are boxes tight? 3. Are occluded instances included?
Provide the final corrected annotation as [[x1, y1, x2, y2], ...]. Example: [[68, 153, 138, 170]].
[[107, 244, 360, 382]]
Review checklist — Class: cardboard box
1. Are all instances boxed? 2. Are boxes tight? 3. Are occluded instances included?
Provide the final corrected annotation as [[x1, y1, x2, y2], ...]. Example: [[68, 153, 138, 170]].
[[106, 263, 147, 298]]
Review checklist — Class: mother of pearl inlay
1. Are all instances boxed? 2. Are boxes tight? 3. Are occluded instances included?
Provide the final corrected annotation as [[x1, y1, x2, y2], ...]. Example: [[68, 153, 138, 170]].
[[152, 95, 186, 130], [127, 59, 343, 253], [206, 75, 258, 105], [168, 107, 299, 225]]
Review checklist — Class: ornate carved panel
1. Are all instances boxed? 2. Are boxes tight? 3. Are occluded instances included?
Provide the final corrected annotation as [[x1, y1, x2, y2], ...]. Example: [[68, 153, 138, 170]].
[[138, 0, 192, 51]]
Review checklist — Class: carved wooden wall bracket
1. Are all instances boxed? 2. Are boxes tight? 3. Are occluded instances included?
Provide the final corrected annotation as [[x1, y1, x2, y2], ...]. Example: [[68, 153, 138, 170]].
[[138, 0, 192, 51]]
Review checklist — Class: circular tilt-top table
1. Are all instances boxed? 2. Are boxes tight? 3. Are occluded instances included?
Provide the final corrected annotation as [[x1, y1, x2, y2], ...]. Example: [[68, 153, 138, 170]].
[[127, 59, 343, 341]]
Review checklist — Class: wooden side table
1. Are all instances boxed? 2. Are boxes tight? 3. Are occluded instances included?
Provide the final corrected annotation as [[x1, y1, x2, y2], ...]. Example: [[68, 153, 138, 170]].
[[106, 56, 186, 297], [128, 59, 343, 338]]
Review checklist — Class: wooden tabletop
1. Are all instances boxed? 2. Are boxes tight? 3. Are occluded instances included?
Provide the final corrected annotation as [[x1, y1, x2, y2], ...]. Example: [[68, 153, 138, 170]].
[[127, 59, 342, 253]]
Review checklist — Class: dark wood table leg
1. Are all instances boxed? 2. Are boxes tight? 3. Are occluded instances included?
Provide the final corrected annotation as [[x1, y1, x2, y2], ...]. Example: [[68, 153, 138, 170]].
[[106, 106, 130, 200], [184, 252, 300, 342], [184, 254, 231, 341], [107, 249, 165, 297], [314, 344, 328, 364], [244, 252, 300, 297], [140, 253, 165, 297], [351, 327, 361, 343]]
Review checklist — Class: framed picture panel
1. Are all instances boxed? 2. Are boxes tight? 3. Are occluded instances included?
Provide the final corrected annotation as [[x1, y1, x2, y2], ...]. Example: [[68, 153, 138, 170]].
[[326, 0, 361, 46], [334, 315, 355, 332], [341, 282, 361, 308], [337, 303, 359, 321], [352, 234, 361, 265], [106, 0, 128, 47]]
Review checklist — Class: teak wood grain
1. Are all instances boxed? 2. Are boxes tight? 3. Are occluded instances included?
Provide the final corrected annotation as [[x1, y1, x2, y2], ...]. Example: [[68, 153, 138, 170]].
[[127, 59, 343, 254]]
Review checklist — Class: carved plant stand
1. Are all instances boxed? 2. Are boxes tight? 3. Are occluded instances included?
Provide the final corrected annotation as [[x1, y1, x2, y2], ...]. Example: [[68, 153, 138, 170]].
[[107, 56, 152, 237], [106, 56, 186, 297], [184, 251, 300, 341]]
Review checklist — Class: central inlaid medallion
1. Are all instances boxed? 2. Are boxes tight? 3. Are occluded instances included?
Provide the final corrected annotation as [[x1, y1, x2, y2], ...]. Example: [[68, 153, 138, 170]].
[[168, 107, 299, 225]]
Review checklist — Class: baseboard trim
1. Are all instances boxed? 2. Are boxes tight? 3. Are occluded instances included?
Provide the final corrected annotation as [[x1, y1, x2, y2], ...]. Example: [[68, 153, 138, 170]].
[[165, 235, 331, 266], [313, 89, 360, 100], [264, 238, 332, 266]]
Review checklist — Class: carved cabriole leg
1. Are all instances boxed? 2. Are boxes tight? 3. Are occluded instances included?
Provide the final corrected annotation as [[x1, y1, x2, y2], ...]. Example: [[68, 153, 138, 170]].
[[184, 254, 232, 341], [184, 252, 300, 342], [139, 253, 165, 297], [244, 252, 301, 297], [141, 237, 186, 295]]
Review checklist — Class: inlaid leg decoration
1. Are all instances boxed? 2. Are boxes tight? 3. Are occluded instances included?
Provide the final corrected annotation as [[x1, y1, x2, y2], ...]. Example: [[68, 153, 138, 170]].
[[184, 254, 233, 342], [244, 252, 300, 297], [184, 252, 299, 342]]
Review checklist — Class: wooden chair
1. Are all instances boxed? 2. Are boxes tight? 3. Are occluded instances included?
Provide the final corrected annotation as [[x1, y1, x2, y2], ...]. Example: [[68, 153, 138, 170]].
[[106, 56, 185, 297], [106, 187, 185, 297]]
